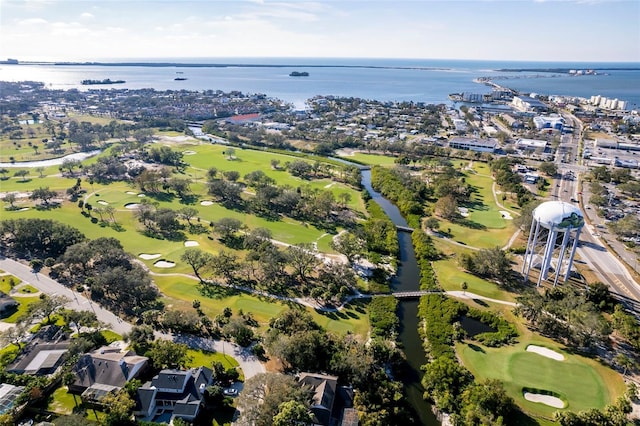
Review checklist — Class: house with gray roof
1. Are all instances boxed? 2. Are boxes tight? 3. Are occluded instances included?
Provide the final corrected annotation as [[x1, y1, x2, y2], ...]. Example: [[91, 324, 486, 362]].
[[134, 366, 213, 423], [69, 346, 148, 404], [298, 372, 338, 426], [6, 325, 70, 376]]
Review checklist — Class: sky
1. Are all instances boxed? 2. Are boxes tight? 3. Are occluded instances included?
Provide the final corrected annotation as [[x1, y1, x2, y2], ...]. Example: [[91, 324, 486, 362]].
[[1, 0, 639, 62]]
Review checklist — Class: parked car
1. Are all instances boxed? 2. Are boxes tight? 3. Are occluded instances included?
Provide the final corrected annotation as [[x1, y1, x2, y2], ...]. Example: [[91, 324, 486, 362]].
[[223, 388, 238, 396]]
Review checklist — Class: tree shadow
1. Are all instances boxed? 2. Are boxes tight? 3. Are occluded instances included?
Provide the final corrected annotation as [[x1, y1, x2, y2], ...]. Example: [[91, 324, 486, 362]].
[[198, 283, 239, 299], [454, 218, 487, 230]]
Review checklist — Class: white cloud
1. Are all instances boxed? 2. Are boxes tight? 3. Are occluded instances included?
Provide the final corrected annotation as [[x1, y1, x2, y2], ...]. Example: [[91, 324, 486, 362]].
[[80, 12, 94, 19], [17, 17, 49, 25]]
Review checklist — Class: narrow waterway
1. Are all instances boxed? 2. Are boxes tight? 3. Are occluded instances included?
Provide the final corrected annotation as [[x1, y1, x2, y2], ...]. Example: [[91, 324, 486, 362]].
[[361, 170, 439, 426]]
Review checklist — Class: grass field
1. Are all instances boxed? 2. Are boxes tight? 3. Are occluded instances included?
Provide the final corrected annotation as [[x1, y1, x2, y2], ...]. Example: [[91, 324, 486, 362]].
[[434, 162, 518, 249], [457, 332, 624, 419], [342, 152, 398, 166], [153, 275, 370, 336]]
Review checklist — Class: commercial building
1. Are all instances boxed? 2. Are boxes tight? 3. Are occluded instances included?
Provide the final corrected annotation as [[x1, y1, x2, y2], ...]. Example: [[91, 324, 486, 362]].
[[511, 96, 548, 112], [516, 138, 547, 152], [533, 115, 565, 131], [448, 137, 497, 153]]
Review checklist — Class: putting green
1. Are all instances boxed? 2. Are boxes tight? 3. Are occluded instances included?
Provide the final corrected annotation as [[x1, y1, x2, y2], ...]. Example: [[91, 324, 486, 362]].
[[458, 341, 622, 418]]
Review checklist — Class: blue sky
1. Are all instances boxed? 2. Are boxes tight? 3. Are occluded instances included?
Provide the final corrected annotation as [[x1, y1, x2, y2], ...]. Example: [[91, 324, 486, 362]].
[[1, 0, 638, 62]]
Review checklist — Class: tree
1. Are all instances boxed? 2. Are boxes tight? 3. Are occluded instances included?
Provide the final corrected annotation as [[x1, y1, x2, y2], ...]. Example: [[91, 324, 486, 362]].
[[424, 216, 440, 231], [286, 243, 319, 283], [101, 390, 135, 426], [30, 186, 57, 206], [236, 373, 312, 426], [147, 340, 191, 370], [178, 207, 199, 226], [3, 193, 16, 209], [539, 161, 557, 177], [223, 170, 240, 182], [28, 294, 70, 324], [180, 248, 214, 282], [614, 353, 636, 376], [61, 158, 82, 175], [273, 400, 313, 426], [61, 310, 98, 334], [224, 147, 236, 160], [35, 166, 45, 178], [13, 169, 29, 182], [434, 194, 459, 220], [213, 217, 243, 242], [459, 379, 517, 426], [461, 281, 468, 294], [125, 325, 155, 354], [330, 232, 365, 264], [210, 250, 240, 284]]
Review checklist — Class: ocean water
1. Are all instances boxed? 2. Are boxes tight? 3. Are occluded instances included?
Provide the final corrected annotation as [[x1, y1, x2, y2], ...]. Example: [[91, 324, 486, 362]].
[[0, 58, 638, 109]]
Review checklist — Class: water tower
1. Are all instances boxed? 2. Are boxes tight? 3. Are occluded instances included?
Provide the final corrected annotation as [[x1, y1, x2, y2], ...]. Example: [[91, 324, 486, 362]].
[[522, 201, 584, 286]]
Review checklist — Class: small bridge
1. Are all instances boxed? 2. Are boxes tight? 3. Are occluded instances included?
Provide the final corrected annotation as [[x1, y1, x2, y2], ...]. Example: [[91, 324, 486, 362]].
[[392, 290, 441, 299], [368, 290, 442, 299], [396, 225, 414, 233]]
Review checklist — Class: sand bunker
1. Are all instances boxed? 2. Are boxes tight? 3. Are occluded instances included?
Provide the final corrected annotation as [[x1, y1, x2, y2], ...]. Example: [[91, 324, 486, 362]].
[[137, 194, 146, 198], [154, 260, 175, 268], [526, 345, 565, 361], [500, 211, 513, 220], [97, 200, 109, 206], [184, 241, 199, 247], [524, 392, 565, 408], [125, 203, 141, 209], [139, 253, 161, 260], [183, 150, 197, 155], [126, 191, 137, 195], [18, 208, 30, 211], [200, 200, 214, 206]]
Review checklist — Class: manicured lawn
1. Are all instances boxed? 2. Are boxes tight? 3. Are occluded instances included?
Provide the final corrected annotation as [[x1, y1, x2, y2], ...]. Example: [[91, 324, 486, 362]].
[[48, 386, 78, 415], [2, 295, 40, 323], [435, 167, 517, 249], [153, 275, 370, 337], [100, 330, 122, 344], [0, 274, 21, 293], [346, 152, 398, 166], [457, 335, 624, 419], [431, 252, 517, 303], [187, 348, 242, 380]]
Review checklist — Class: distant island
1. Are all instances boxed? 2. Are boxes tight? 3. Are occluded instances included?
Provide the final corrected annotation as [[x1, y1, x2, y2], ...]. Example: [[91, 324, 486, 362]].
[[289, 71, 309, 77], [81, 78, 126, 85]]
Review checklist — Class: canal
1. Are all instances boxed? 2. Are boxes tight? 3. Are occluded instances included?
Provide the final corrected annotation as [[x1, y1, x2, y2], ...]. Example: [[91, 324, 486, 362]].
[[360, 169, 439, 426]]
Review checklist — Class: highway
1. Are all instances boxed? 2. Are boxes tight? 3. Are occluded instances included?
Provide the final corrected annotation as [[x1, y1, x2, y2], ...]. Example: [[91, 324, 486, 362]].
[[555, 112, 640, 308]]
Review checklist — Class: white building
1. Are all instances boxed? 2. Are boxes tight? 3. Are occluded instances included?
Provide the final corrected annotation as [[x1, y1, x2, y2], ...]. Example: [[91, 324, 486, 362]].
[[533, 115, 565, 131], [516, 138, 547, 151], [448, 137, 497, 153]]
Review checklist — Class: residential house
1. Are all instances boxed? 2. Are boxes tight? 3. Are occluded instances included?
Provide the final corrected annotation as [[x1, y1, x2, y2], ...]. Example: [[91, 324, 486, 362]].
[[298, 372, 338, 426], [69, 346, 148, 404], [7, 325, 70, 376], [134, 367, 213, 423]]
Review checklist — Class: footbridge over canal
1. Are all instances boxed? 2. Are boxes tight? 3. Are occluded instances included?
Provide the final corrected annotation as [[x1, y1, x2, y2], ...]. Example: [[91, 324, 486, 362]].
[[361, 290, 442, 300], [395, 225, 414, 233]]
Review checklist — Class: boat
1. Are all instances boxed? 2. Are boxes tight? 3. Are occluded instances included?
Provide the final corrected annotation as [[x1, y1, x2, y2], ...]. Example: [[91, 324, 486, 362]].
[[174, 77, 188, 81], [289, 71, 309, 77]]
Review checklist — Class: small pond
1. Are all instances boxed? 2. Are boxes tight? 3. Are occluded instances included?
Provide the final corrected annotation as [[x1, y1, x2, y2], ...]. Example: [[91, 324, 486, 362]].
[[459, 315, 496, 337]]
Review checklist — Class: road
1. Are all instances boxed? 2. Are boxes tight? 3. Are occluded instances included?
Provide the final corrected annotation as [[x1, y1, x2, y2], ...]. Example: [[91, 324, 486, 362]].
[[0, 256, 265, 379], [554, 112, 640, 307]]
